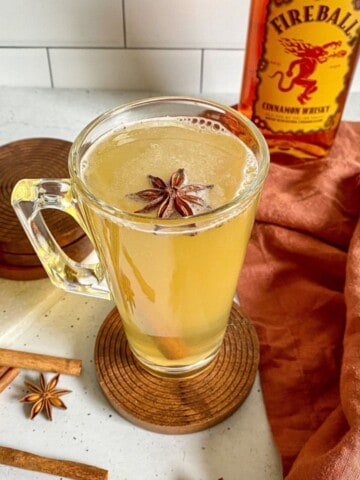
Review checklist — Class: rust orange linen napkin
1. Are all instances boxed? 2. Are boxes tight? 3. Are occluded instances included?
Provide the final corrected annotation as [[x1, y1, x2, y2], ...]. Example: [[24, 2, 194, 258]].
[[237, 121, 360, 479]]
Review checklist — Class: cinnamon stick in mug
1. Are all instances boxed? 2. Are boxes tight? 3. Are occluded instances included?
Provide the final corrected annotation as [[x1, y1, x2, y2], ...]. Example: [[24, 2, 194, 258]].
[[0, 348, 82, 376]]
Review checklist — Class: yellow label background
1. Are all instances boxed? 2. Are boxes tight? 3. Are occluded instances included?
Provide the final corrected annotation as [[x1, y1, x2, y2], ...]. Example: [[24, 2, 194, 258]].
[[254, 0, 360, 133]]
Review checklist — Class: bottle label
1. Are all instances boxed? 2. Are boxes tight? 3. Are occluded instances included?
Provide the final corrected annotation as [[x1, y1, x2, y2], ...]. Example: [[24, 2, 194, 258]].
[[254, 0, 360, 134]]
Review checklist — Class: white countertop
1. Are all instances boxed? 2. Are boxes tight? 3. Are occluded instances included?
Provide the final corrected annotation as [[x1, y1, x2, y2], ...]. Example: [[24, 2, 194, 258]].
[[0, 87, 358, 480]]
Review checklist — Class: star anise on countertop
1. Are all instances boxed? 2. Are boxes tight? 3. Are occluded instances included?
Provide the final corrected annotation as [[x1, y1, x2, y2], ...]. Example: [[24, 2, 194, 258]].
[[20, 373, 71, 420], [128, 168, 213, 218]]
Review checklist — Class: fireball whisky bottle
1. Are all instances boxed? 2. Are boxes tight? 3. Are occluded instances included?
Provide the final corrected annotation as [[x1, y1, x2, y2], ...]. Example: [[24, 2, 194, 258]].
[[239, 0, 360, 159]]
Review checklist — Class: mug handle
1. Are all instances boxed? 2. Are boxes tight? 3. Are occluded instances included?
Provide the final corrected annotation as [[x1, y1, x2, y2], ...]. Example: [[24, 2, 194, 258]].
[[11, 178, 111, 300]]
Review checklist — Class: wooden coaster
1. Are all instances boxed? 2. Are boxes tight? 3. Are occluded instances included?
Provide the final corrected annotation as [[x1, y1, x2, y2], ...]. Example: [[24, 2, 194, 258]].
[[94, 302, 259, 434], [0, 233, 92, 267], [0, 138, 92, 280], [0, 262, 46, 281], [0, 234, 94, 281]]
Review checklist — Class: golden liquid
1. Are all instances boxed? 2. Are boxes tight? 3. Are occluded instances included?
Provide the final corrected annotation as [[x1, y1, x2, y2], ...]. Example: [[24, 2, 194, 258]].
[[80, 118, 259, 374]]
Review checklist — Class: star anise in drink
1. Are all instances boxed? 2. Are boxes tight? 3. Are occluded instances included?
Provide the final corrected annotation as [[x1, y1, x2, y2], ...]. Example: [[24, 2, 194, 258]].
[[128, 168, 213, 218], [20, 373, 71, 420]]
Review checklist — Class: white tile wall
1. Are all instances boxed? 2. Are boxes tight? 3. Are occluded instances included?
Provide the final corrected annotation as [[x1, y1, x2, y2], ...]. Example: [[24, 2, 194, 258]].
[[0, 0, 124, 47], [202, 50, 245, 95], [0, 0, 359, 96], [0, 49, 51, 87], [351, 60, 360, 93], [125, 0, 250, 48], [50, 49, 201, 92]]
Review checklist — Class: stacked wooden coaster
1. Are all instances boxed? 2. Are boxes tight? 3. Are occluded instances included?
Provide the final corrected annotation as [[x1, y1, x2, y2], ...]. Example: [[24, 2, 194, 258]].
[[0, 138, 93, 281]]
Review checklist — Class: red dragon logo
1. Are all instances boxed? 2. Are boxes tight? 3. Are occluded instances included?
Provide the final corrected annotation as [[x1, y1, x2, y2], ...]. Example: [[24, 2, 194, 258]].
[[270, 38, 346, 105]]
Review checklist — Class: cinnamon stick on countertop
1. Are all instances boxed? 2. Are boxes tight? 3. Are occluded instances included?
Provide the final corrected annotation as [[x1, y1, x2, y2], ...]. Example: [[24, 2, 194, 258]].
[[0, 446, 108, 480], [0, 348, 82, 376], [0, 366, 20, 393]]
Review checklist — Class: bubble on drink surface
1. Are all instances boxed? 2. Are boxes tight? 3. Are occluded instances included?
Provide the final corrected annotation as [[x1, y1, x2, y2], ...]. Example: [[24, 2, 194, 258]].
[[80, 115, 259, 214], [175, 116, 259, 200], [80, 157, 89, 174], [176, 116, 230, 135], [237, 151, 258, 197]]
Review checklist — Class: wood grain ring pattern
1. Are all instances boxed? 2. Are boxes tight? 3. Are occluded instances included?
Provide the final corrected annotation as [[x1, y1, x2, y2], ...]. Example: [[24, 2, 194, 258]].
[[94, 302, 259, 434]]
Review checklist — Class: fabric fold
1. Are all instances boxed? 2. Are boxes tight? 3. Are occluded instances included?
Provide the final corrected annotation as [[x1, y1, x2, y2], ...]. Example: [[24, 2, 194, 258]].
[[237, 122, 360, 478]]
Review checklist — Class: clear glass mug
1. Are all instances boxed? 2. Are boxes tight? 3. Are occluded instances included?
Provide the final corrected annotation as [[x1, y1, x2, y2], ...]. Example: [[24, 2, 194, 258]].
[[12, 97, 269, 377]]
